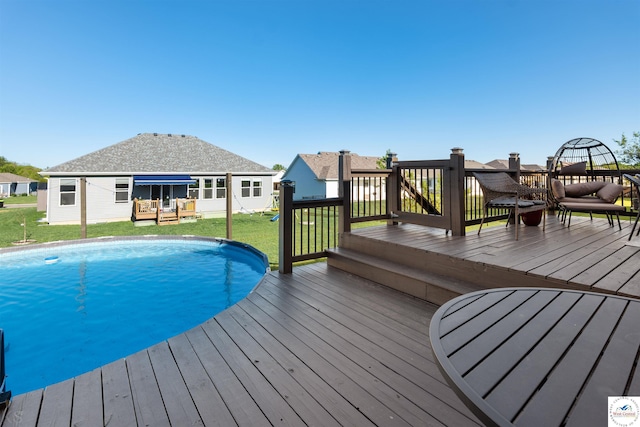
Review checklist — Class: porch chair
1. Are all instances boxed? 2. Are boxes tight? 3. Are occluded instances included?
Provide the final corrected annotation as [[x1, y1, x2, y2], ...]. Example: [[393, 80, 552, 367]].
[[549, 179, 625, 230], [624, 174, 640, 241], [473, 172, 547, 240]]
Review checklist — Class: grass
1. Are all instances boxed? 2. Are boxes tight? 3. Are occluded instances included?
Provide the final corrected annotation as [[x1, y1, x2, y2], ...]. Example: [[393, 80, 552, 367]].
[[1, 194, 37, 204], [0, 207, 282, 269]]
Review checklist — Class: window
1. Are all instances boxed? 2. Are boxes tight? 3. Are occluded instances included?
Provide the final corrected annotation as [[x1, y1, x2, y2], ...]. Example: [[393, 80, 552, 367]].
[[189, 179, 200, 199], [60, 178, 76, 206], [216, 178, 226, 199], [241, 180, 251, 197], [241, 179, 262, 198], [115, 178, 129, 203], [253, 180, 262, 197], [203, 179, 213, 199]]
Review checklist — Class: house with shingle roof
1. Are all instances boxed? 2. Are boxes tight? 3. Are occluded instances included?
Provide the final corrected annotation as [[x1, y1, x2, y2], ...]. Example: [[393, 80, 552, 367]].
[[0, 173, 38, 197], [281, 151, 381, 200], [40, 133, 276, 225]]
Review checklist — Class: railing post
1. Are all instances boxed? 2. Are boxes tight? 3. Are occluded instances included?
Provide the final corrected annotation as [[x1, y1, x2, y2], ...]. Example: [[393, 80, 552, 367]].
[[279, 180, 295, 274], [385, 152, 396, 170], [80, 177, 87, 239], [226, 173, 233, 239], [338, 150, 352, 234], [450, 148, 466, 236], [386, 152, 399, 225], [509, 152, 521, 179], [508, 153, 521, 225]]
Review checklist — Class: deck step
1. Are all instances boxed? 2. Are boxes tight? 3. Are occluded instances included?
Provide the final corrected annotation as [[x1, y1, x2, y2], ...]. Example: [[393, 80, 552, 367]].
[[158, 218, 180, 225], [326, 247, 480, 306]]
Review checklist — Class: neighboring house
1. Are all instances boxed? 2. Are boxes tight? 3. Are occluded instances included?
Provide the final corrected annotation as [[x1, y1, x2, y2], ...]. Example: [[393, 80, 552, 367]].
[[272, 169, 285, 193], [486, 159, 545, 171], [282, 152, 380, 200], [464, 160, 495, 170], [271, 169, 286, 210], [40, 133, 276, 225], [0, 173, 38, 197]]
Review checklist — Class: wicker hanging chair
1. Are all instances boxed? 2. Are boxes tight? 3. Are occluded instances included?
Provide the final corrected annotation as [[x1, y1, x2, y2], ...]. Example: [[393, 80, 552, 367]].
[[549, 137, 621, 183]]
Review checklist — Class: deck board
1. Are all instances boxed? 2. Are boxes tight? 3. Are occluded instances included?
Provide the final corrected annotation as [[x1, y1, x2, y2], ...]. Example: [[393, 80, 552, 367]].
[[199, 316, 308, 427], [181, 326, 269, 426], [71, 368, 103, 427], [101, 358, 137, 427], [1, 389, 42, 427], [147, 341, 203, 426], [38, 379, 73, 427], [127, 349, 171, 427], [166, 333, 238, 427]]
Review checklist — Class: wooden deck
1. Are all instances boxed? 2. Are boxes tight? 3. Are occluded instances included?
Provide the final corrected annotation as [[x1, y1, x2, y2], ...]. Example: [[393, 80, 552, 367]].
[[0, 263, 482, 427], [2, 214, 638, 426], [334, 214, 640, 302]]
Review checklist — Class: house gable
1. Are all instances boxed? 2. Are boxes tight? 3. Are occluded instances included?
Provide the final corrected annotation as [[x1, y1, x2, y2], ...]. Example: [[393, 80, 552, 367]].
[[293, 152, 379, 181], [282, 151, 380, 200]]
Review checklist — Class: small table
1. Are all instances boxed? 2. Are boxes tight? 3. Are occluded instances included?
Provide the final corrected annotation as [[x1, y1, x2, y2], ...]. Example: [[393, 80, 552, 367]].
[[430, 288, 640, 427]]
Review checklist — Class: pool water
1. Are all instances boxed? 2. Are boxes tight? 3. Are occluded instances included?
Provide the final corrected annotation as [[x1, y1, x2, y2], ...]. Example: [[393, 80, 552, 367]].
[[0, 238, 268, 395]]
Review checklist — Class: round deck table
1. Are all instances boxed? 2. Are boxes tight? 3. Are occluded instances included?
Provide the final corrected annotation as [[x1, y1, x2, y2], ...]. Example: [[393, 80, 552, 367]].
[[430, 288, 640, 427]]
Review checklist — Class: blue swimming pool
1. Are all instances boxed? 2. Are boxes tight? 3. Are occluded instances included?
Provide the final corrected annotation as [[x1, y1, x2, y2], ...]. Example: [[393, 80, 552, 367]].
[[0, 237, 268, 395]]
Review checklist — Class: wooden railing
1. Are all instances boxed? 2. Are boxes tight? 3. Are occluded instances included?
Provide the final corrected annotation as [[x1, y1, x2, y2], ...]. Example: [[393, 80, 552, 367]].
[[133, 198, 160, 220], [133, 198, 197, 223], [176, 198, 197, 219], [279, 149, 466, 272], [388, 150, 466, 234], [278, 150, 640, 273], [350, 169, 390, 223]]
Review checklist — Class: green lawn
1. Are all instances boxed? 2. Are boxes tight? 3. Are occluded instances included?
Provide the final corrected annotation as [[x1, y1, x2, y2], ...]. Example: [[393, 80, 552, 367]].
[[1, 194, 37, 204], [0, 207, 282, 269]]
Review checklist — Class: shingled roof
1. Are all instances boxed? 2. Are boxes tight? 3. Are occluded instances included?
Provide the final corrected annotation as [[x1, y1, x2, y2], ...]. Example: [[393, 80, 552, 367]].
[[485, 159, 545, 171], [0, 172, 38, 183], [42, 133, 272, 175], [297, 152, 380, 180]]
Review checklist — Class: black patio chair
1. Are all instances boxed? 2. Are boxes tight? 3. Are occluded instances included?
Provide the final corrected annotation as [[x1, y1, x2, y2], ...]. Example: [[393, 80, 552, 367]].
[[624, 174, 640, 241], [473, 172, 547, 240]]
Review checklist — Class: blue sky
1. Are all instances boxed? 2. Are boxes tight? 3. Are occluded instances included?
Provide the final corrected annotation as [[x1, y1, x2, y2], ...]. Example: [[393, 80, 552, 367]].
[[1, 0, 638, 170]]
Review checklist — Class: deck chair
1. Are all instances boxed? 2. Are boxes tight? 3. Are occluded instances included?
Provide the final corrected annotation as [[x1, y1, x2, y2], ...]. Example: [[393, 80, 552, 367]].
[[624, 174, 640, 241], [473, 172, 547, 240]]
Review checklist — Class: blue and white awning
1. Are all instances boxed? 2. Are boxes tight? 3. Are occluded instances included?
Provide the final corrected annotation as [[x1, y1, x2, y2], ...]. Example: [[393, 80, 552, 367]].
[[133, 175, 196, 185]]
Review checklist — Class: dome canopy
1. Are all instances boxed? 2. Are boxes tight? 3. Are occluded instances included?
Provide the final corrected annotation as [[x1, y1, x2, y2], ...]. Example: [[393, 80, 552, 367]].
[[549, 137, 620, 180]]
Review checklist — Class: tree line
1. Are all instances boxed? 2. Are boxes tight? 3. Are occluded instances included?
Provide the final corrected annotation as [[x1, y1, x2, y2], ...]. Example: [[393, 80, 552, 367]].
[[0, 156, 45, 182]]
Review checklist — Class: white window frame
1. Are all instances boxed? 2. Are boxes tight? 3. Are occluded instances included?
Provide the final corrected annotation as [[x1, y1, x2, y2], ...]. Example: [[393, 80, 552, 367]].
[[252, 179, 262, 197], [216, 178, 226, 199], [60, 178, 77, 206], [203, 178, 213, 199], [241, 179, 251, 197], [115, 178, 129, 203], [189, 179, 200, 199]]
